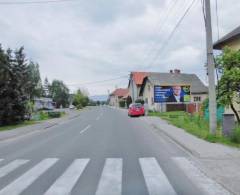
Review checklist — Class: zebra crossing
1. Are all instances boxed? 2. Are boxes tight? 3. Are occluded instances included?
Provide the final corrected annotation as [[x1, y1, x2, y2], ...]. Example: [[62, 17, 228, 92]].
[[0, 157, 230, 195]]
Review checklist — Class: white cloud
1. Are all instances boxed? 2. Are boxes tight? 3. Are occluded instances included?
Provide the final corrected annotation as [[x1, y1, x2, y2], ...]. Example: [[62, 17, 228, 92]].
[[0, 0, 239, 95]]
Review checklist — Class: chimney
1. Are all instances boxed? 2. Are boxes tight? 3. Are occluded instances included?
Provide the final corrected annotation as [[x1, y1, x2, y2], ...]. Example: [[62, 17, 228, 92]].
[[174, 69, 181, 74]]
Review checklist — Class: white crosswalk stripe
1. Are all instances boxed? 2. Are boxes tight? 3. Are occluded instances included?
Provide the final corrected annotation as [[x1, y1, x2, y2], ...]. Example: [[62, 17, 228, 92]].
[[95, 158, 122, 195], [0, 159, 29, 178], [139, 157, 177, 195], [0, 157, 183, 195], [0, 158, 58, 195], [44, 159, 89, 195]]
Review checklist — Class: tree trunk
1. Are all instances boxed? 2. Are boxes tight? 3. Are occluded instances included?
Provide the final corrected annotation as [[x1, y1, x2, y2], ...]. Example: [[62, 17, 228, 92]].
[[230, 102, 240, 124]]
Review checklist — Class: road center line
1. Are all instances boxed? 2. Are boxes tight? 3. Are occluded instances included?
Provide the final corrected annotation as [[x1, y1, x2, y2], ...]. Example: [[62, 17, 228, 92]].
[[80, 125, 91, 134]]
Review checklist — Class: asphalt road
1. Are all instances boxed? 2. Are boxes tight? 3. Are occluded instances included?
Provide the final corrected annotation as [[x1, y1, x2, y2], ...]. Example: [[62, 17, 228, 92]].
[[0, 106, 224, 195]]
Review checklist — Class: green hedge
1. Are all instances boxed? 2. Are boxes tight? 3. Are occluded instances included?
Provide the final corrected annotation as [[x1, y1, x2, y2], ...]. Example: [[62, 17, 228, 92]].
[[119, 100, 126, 108], [231, 126, 240, 144], [76, 104, 83, 110], [47, 111, 62, 118]]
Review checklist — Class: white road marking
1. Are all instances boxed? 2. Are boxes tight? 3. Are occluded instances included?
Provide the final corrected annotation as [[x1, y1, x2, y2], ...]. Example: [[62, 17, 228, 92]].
[[95, 158, 122, 195], [0, 158, 58, 195], [0, 159, 29, 178], [139, 157, 177, 195], [0, 159, 3, 162], [44, 159, 89, 195], [80, 125, 91, 134], [96, 116, 100, 121], [173, 157, 231, 195]]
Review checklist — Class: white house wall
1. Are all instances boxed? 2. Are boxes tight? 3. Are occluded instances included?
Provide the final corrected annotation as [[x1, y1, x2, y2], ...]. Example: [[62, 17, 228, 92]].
[[129, 81, 139, 102]]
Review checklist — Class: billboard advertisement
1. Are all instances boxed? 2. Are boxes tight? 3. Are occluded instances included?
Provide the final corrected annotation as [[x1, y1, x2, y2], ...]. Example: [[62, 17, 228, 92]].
[[154, 85, 190, 103]]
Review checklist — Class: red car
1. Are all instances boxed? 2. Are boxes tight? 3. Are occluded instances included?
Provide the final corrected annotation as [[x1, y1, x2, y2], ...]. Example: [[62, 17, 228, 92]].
[[128, 103, 145, 117]]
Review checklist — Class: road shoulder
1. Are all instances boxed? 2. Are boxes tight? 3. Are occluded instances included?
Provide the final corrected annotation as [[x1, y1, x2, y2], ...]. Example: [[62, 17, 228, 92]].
[[0, 110, 82, 142], [141, 116, 240, 195]]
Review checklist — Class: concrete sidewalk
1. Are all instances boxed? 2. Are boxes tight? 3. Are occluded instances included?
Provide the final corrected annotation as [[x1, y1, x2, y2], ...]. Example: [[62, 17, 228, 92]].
[[142, 116, 240, 195], [0, 109, 81, 142]]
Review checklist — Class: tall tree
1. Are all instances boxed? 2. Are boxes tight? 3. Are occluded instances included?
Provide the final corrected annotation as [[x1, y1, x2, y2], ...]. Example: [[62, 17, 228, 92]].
[[0, 46, 12, 125], [216, 47, 240, 123], [0, 45, 44, 125], [49, 80, 69, 108], [26, 61, 43, 100], [0, 47, 28, 124], [43, 77, 50, 98], [73, 89, 89, 108]]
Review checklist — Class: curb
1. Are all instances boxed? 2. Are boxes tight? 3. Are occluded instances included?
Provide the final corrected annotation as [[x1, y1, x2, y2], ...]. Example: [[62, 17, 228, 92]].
[[43, 123, 58, 129], [0, 122, 59, 142], [148, 122, 237, 195], [150, 123, 200, 157]]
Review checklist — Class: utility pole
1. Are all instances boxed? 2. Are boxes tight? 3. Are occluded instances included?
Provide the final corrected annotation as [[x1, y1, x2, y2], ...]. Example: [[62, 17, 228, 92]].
[[204, 0, 217, 134]]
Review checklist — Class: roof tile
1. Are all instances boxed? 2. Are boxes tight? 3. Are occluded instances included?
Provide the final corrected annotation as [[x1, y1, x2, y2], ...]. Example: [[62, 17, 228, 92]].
[[111, 88, 129, 97]]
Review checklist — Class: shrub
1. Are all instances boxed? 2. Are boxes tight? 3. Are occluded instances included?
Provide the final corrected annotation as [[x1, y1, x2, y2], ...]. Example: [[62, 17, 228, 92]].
[[230, 126, 240, 144], [76, 104, 83, 110], [39, 111, 48, 120], [119, 100, 126, 108], [47, 111, 61, 118]]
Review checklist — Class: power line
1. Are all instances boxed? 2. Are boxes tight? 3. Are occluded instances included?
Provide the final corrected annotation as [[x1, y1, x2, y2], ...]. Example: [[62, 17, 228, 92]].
[[145, 0, 197, 70], [0, 0, 76, 5], [139, 0, 179, 70], [141, 0, 189, 70]]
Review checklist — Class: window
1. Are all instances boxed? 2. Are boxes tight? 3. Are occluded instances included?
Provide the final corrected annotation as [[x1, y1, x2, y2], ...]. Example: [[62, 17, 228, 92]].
[[194, 96, 201, 102]]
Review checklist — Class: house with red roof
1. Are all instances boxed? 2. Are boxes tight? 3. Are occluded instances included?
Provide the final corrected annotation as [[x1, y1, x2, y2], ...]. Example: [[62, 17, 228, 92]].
[[127, 70, 208, 112], [109, 88, 129, 107], [128, 72, 149, 102]]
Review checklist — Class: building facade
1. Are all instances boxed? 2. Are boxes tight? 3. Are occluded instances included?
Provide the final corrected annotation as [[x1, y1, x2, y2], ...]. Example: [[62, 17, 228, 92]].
[[128, 72, 149, 102], [109, 88, 129, 107], [34, 97, 55, 110], [139, 71, 208, 112]]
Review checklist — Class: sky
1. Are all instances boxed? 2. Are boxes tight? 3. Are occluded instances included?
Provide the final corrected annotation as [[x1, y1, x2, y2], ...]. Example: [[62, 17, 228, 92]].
[[0, 0, 240, 95]]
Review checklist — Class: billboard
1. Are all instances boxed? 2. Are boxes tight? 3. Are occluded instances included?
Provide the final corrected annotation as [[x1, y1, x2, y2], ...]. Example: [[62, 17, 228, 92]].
[[154, 85, 190, 103]]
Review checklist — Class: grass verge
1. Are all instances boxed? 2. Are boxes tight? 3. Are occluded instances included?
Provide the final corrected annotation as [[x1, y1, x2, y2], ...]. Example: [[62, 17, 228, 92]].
[[148, 111, 240, 148], [0, 111, 66, 132], [0, 120, 37, 132]]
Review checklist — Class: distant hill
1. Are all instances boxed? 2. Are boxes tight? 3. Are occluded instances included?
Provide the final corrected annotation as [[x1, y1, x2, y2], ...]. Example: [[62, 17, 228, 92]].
[[90, 95, 108, 102]]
